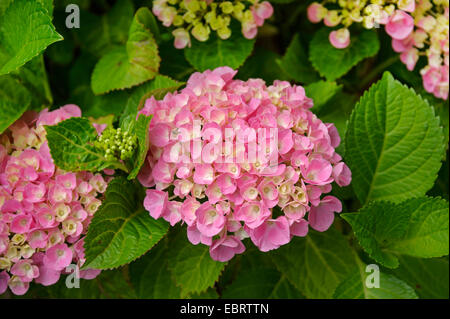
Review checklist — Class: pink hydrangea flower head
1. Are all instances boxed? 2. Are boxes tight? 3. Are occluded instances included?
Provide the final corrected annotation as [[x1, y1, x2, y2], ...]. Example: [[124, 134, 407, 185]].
[[139, 67, 351, 261], [306, 1, 449, 101], [0, 106, 109, 295]]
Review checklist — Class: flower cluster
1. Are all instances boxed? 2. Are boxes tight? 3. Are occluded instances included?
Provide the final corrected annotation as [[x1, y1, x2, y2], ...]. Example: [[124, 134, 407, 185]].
[[307, 0, 449, 100], [0, 105, 108, 295], [138, 67, 351, 262], [395, 0, 449, 100], [95, 127, 137, 161], [152, 0, 273, 49]]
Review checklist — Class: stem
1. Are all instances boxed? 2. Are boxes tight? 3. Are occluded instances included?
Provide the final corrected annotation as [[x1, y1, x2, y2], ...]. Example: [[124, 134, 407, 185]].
[[359, 55, 399, 89]]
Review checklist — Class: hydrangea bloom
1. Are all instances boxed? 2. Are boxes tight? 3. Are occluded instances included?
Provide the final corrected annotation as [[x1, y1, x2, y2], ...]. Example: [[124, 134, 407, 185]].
[[138, 67, 352, 262], [307, 0, 449, 100], [0, 105, 108, 295], [152, 0, 273, 49]]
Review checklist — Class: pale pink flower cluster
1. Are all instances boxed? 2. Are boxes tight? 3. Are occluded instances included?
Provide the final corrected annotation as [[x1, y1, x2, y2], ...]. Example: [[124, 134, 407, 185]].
[[152, 0, 273, 49], [307, 0, 449, 100], [393, 1, 449, 100], [0, 105, 107, 295], [138, 67, 351, 262]]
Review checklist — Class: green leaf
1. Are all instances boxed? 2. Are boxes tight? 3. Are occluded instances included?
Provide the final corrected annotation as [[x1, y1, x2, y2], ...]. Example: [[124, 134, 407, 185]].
[[306, 80, 343, 113], [91, 7, 161, 95], [333, 268, 418, 299], [0, 0, 62, 75], [38, 0, 53, 17], [184, 23, 255, 72], [222, 267, 303, 299], [392, 256, 449, 299], [83, 177, 169, 270], [342, 197, 449, 268], [128, 114, 152, 180], [0, 0, 12, 16], [345, 72, 445, 205], [277, 33, 320, 84], [77, 0, 134, 57], [270, 227, 357, 298], [130, 240, 182, 298], [168, 230, 226, 297], [309, 28, 380, 81], [0, 76, 31, 134], [45, 117, 127, 172]]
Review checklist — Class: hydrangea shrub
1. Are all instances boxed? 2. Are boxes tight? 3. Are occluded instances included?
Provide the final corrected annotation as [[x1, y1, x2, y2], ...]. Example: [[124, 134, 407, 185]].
[[0, 0, 448, 300]]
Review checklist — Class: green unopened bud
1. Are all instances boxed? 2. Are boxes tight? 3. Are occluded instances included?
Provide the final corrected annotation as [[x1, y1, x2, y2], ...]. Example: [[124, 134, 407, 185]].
[[204, 11, 216, 24], [220, 2, 234, 14], [217, 26, 231, 40], [185, 0, 200, 12], [173, 15, 184, 26], [191, 23, 210, 42], [233, 2, 245, 19], [242, 10, 254, 23], [183, 11, 196, 23]]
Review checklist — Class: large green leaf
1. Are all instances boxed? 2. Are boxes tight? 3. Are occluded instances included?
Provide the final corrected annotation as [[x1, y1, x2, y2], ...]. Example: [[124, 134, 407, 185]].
[[91, 7, 161, 94], [392, 256, 449, 299], [342, 197, 449, 268], [0, 0, 12, 16], [270, 227, 357, 298], [334, 268, 418, 299], [277, 33, 320, 84], [83, 177, 169, 270], [168, 230, 226, 297], [0, 76, 31, 134], [345, 72, 445, 205], [130, 240, 182, 299], [309, 28, 379, 81], [45, 117, 127, 172], [184, 24, 255, 72], [0, 0, 62, 75]]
